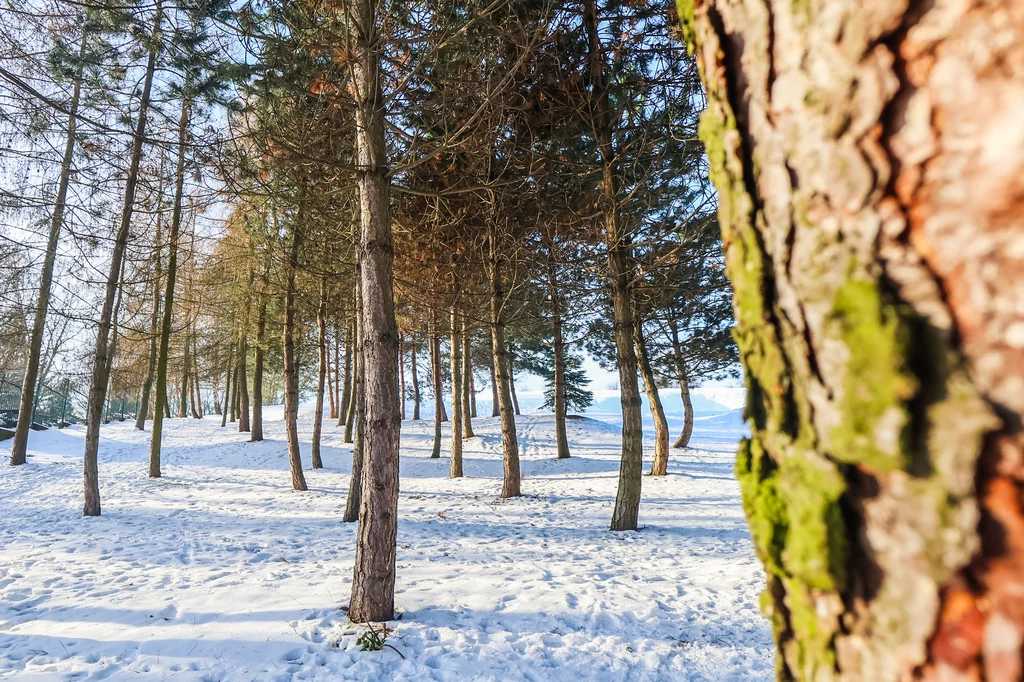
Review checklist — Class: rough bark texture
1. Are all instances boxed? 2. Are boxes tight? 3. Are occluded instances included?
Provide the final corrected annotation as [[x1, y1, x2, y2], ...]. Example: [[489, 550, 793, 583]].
[[11, 32, 86, 464], [488, 233, 521, 498], [635, 322, 670, 477], [83, 3, 162, 514], [583, 0, 643, 532], [348, 0, 402, 624], [282, 213, 307, 492], [679, 0, 1024, 679], [449, 300, 464, 478]]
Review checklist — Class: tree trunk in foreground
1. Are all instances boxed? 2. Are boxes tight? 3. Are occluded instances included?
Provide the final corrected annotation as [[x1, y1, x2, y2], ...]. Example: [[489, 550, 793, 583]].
[[11, 32, 86, 465], [429, 311, 443, 459], [635, 322, 669, 477], [680, 0, 1024, 679], [670, 322, 693, 449], [83, 4, 162, 515], [348, 0, 402, 624], [488, 229, 520, 498], [449, 299, 464, 478], [282, 213, 307, 492], [583, 0, 643, 532], [311, 278, 327, 469]]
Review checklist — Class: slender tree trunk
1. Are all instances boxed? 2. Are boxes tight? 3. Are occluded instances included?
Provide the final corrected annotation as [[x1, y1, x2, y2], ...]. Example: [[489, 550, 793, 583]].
[[282, 209, 308, 491], [135, 201, 164, 431], [488, 226, 520, 498], [178, 323, 191, 418], [328, 329, 338, 420], [192, 351, 203, 418], [635, 319, 669, 477], [146, 22, 185, 484], [682, 1, 1024, 679], [548, 258, 570, 459], [220, 342, 232, 429], [188, 371, 199, 419], [461, 319, 474, 439], [311, 278, 327, 469], [508, 355, 521, 416], [11, 31, 87, 465], [410, 334, 420, 420], [429, 310, 443, 459], [347, 1, 403, 620], [343, 272, 365, 523], [488, 356, 500, 418], [343, 309, 358, 441], [399, 333, 406, 420], [669, 322, 693, 449], [82, 3, 162, 516], [236, 336, 250, 432], [467, 337, 477, 419], [583, 0, 642, 532], [449, 298, 464, 478], [251, 289, 268, 442], [338, 319, 353, 428]]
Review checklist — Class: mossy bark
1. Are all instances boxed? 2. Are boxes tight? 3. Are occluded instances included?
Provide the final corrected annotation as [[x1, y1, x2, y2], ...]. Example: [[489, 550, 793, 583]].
[[679, 0, 1024, 679]]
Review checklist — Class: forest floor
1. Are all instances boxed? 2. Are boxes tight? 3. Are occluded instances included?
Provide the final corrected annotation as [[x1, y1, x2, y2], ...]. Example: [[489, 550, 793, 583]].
[[0, 404, 773, 681]]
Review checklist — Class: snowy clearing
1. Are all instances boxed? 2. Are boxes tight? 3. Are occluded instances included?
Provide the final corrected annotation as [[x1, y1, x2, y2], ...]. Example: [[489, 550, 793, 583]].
[[0, 408, 773, 681]]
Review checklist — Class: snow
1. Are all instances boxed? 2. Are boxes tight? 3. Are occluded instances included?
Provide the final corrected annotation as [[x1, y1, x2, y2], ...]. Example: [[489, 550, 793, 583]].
[[0, 404, 773, 681]]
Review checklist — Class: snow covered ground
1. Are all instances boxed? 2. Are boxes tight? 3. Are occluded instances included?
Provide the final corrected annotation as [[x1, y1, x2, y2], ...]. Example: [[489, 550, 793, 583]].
[[0, 404, 773, 681]]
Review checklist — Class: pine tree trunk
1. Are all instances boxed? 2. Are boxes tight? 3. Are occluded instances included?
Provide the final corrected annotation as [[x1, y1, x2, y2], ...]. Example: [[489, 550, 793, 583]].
[[548, 259, 570, 459], [669, 322, 693, 449], [399, 333, 406, 420], [135, 188, 164, 431], [251, 289, 267, 442], [410, 335, 420, 420], [429, 311, 443, 459], [488, 356, 500, 418], [282, 209, 307, 492], [508, 355, 521, 416], [348, 0, 402, 621], [311, 278, 327, 469], [220, 342, 232, 429], [10, 31, 87, 465], [635, 321, 669, 477], [449, 298, 464, 478], [343, 275, 365, 523], [84, 1, 162, 513], [467, 336, 477, 419], [583, 0, 643, 532], [143, 19, 182, 484], [338, 319, 353, 429], [488, 228, 521, 498], [236, 336, 250, 431], [461, 319, 474, 438], [328, 328, 338, 420], [178, 323, 191, 419], [681, 0, 1024, 678]]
